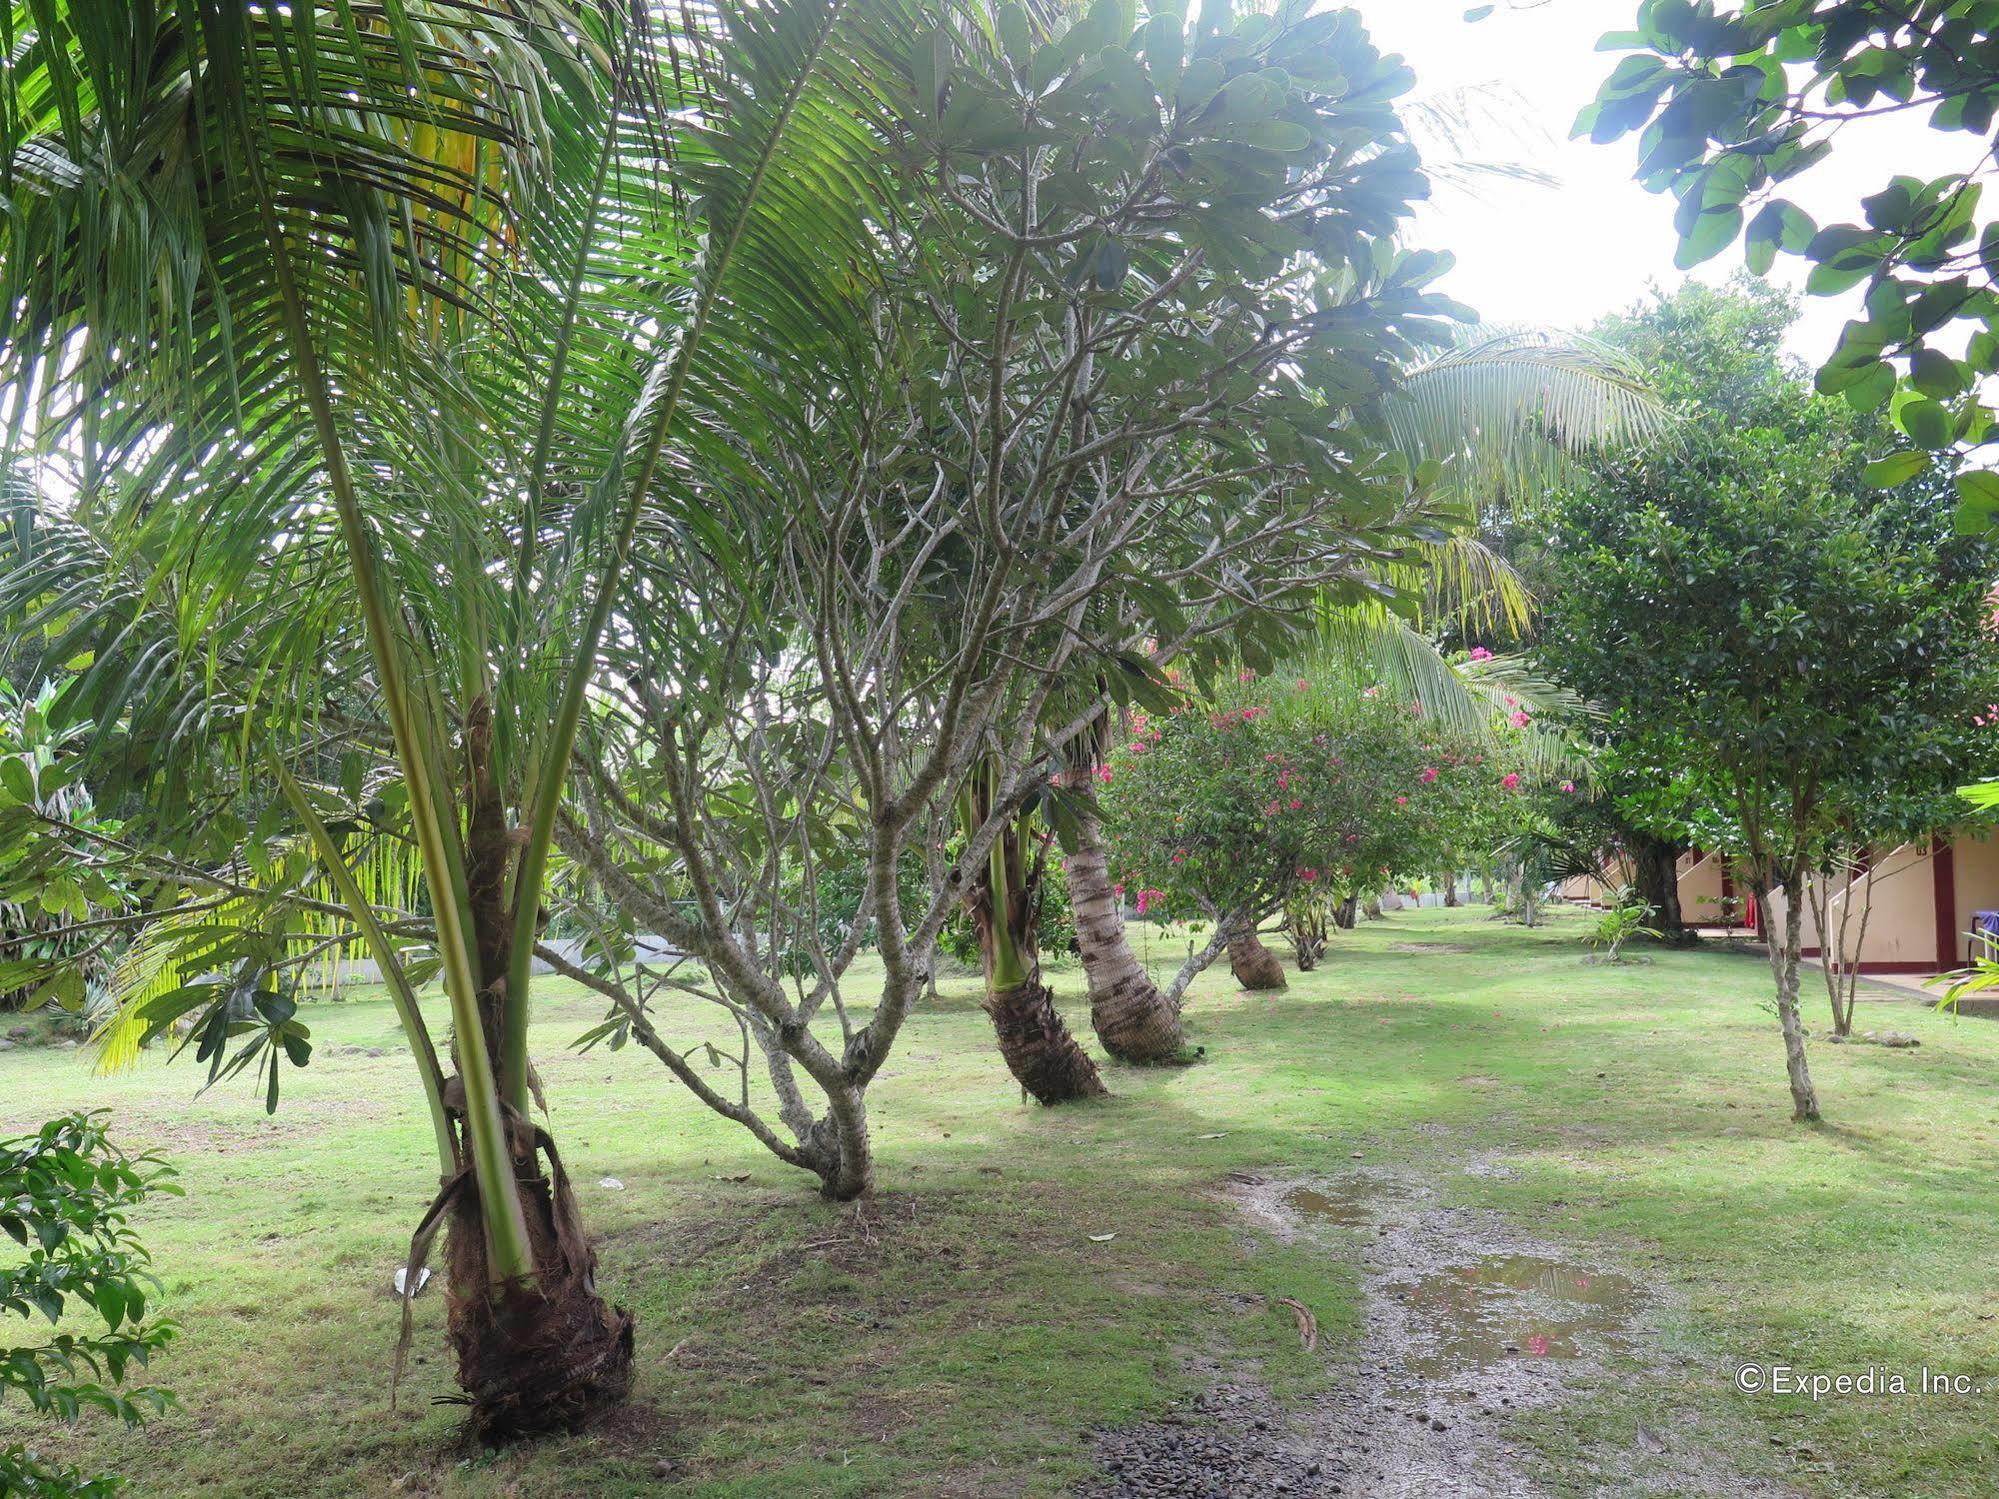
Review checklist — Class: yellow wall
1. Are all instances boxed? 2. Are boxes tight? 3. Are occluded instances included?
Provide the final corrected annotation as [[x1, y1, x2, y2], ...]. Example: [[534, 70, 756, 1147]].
[[1762, 844, 1939, 969], [1948, 829, 1999, 965], [1676, 851, 1730, 926]]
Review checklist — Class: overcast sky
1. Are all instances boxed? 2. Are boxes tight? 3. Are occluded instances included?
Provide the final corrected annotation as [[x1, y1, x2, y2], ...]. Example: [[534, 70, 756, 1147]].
[[1353, 0, 1960, 362]]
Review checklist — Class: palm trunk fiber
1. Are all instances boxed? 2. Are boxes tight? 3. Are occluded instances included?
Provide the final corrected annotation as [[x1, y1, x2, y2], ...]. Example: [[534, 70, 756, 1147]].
[[967, 808, 1106, 1103], [1228, 929, 1287, 990], [1069, 813, 1187, 1064], [444, 1131, 634, 1442], [446, 708, 633, 1438]]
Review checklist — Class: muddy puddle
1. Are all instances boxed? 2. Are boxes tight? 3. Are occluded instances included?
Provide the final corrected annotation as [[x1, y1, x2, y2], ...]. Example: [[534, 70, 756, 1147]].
[[1284, 1175, 1406, 1230], [1078, 1166, 1802, 1497], [1398, 1253, 1641, 1379]]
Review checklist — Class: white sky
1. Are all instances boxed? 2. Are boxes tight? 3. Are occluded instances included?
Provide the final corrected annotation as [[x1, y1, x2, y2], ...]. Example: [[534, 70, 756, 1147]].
[[1355, 0, 1966, 363]]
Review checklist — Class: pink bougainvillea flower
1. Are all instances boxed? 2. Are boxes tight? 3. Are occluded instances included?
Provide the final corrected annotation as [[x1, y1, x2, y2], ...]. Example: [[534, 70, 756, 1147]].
[[1264, 800, 1281, 817], [1096, 765, 1114, 785], [1502, 772, 1522, 791], [1265, 752, 1280, 763], [1560, 780, 1576, 794], [1395, 795, 1408, 806], [1289, 799, 1303, 811], [1297, 867, 1318, 883], [1468, 646, 1493, 662], [1296, 677, 1310, 690], [1510, 709, 1531, 729], [1503, 694, 1517, 707], [1525, 1333, 1550, 1358], [1362, 685, 1380, 699], [1420, 766, 1438, 784], [1239, 668, 1257, 682]]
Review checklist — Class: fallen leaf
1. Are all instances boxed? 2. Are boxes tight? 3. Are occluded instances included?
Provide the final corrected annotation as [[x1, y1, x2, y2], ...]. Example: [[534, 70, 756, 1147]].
[[1196, 1132, 1229, 1140], [1088, 1232, 1117, 1242]]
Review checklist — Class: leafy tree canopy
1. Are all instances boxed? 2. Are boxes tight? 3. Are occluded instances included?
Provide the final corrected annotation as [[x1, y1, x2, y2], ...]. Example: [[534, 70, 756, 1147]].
[[1581, 0, 1999, 519]]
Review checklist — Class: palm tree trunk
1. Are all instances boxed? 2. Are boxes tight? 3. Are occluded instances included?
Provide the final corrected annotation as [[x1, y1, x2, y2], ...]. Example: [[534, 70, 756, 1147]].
[[1228, 929, 1287, 990], [443, 715, 632, 1438], [444, 1131, 635, 1442], [1068, 811, 1188, 1064], [963, 780, 1106, 1104]]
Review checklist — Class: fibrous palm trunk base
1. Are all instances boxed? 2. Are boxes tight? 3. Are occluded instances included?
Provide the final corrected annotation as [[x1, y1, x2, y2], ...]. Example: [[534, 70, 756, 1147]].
[[1091, 969, 1188, 1065], [1228, 931, 1287, 991], [445, 1153, 634, 1443], [986, 976, 1109, 1103]]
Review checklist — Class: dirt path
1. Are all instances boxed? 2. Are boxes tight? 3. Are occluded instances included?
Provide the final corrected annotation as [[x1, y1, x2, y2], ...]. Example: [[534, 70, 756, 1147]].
[[1077, 1165, 1800, 1497]]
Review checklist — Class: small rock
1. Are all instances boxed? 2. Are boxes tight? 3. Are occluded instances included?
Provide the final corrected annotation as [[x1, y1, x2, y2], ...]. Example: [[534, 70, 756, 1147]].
[[1636, 1421, 1667, 1454], [1869, 1030, 1920, 1048], [57, 1039, 78, 1050], [0, 1039, 14, 1052], [5, 1025, 27, 1041], [599, 1176, 625, 1190]]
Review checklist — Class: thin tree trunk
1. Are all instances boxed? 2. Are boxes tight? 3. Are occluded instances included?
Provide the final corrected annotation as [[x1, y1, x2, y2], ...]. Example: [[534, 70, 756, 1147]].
[[1479, 870, 1493, 905], [1333, 896, 1358, 930], [1441, 872, 1459, 908], [444, 711, 632, 1438], [1068, 812, 1187, 1064], [1228, 928, 1287, 990], [1628, 829, 1689, 943], [1757, 873, 1822, 1122], [1362, 896, 1383, 921]]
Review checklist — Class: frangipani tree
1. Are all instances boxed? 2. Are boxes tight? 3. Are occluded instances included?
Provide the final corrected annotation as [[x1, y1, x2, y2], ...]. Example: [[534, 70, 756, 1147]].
[[0, 0, 921, 1434], [548, 0, 1471, 1182]]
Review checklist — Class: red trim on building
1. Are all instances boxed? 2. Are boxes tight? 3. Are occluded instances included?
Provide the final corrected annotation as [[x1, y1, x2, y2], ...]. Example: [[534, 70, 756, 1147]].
[[1934, 835, 1958, 969]]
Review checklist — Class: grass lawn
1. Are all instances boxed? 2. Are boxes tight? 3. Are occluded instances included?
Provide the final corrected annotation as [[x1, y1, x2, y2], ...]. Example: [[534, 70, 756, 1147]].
[[3, 905, 1996, 1497]]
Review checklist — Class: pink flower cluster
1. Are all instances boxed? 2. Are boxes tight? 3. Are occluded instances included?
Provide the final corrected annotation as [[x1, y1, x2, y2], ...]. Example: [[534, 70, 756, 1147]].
[[1976, 703, 1999, 727], [1468, 646, 1494, 662], [1134, 888, 1169, 917]]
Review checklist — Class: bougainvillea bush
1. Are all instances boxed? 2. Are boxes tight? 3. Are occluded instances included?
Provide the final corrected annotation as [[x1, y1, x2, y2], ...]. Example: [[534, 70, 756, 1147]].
[[1098, 677, 1517, 942]]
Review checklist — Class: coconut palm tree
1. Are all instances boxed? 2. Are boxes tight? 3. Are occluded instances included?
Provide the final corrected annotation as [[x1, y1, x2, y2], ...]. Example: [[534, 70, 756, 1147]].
[[0, 0, 914, 1435]]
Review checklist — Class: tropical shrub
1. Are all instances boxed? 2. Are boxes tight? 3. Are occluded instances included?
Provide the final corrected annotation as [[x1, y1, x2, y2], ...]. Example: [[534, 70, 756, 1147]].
[[1, 1114, 176, 1499], [1100, 679, 1514, 949]]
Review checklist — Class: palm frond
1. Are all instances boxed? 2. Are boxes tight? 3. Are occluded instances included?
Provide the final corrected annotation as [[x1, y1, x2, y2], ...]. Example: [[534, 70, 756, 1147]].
[[1384, 325, 1671, 508]]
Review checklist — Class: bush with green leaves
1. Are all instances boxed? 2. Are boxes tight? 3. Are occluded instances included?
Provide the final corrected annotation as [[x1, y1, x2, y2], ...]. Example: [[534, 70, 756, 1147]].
[[1587, 893, 1663, 964], [1099, 679, 1513, 937], [2, 1113, 176, 1498]]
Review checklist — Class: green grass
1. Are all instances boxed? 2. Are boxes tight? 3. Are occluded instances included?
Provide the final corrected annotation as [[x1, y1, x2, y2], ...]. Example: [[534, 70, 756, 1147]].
[[4, 907, 1997, 1496]]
